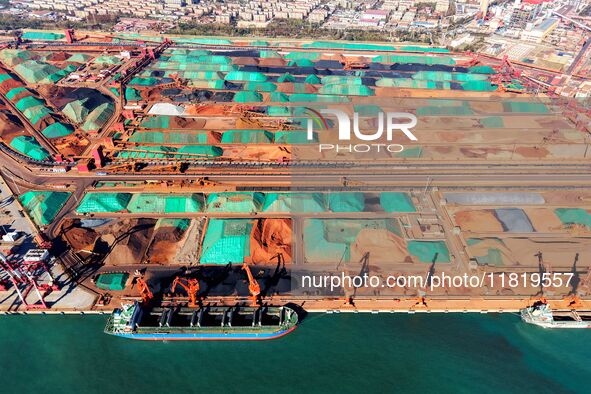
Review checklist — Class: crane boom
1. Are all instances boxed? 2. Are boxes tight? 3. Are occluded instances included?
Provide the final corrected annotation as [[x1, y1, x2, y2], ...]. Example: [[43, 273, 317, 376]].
[[242, 263, 261, 307]]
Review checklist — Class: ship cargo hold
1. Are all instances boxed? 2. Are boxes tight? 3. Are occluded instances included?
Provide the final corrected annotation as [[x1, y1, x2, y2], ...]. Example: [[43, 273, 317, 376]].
[[104, 302, 298, 340]]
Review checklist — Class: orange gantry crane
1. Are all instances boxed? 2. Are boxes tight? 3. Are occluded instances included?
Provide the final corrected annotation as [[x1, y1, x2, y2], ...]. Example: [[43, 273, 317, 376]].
[[242, 263, 261, 307], [136, 278, 153, 304], [171, 276, 201, 307]]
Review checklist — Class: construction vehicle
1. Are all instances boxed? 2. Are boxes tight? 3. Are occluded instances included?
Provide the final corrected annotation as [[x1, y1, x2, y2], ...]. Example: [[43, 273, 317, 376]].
[[136, 277, 153, 304], [171, 276, 201, 307], [242, 263, 261, 307]]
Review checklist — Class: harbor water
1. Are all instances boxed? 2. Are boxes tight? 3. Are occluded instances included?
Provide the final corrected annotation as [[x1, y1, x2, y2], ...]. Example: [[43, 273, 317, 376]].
[[2, 313, 590, 393]]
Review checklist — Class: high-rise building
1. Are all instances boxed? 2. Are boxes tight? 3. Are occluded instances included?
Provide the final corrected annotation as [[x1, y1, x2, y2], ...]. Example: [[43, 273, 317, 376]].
[[480, 0, 490, 15]]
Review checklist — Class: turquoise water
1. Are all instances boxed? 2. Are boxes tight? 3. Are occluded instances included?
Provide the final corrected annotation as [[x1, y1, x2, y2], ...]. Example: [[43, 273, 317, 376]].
[[2, 313, 590, 393]]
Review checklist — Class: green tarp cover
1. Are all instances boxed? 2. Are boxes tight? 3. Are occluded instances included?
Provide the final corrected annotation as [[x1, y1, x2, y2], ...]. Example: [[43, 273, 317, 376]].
[[554, 208, 591, 229], [408, 241, 450, 263], [77, 193, 132, 213], [19, 191, 70, 226], [206, 192, 264, 213], [41, 122, 74, 138], [200, 219, 252, 264], [9, 136, 50, 161], [96, 273, 128, 291], [380, 192, 416, 212], [127, 194, 203, 214]]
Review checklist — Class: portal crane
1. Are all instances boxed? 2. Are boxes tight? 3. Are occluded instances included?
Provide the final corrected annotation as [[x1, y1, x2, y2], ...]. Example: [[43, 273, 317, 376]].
[[136, 277, 153, 304], [242, 263, 261, 307], [171, 276, 201, 307]]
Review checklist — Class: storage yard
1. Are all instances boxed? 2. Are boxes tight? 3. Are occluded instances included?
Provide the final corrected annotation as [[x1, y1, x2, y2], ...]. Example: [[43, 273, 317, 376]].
[[0, 30, 590, 314]]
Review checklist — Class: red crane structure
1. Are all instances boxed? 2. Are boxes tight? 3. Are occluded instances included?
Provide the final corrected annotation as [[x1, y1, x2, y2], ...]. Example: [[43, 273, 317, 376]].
[[171, 276, 201, 307], [242, 263, 261, 307]]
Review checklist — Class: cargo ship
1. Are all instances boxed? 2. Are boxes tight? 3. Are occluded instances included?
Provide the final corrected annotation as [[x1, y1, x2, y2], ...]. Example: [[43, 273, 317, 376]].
[[104, 302, 299, 340], [521, 303, 591, 329]]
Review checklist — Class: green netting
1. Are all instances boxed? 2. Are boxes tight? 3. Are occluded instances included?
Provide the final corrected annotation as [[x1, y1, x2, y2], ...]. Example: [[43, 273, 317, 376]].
[[233, 91, 263, 102], [328, 193, 365, 212], [376, 78, 444, 89], [251, 40, 270, 46], [23, 105, 53, 125], [127, 193, 203, 214], [380, 192, 415, 212], [467, 239, 505, 267], [62, 98, 91, 123], [401, 46, 449, 53], [93, 56, 121, 65], [0, 73, 13, 83], [417, 104, 473, 116], [77, 193, 132, 213], [303, 41, 397, 51], [412, 71, 488, 82], [129, 130, 208, 144], [461, 80, 496, 91], [0, 49, 34, 66], [67, 53, 93, 63], [469, 65, 496, 74], [117, 145, 176, 159], [82, 102, 114, 131], [41, 122, 74, 138], [176, 145, 223, 157], [243, 81, 276, 92], [304, 74, 321, 84], [289, 94, 349, 103], [184, 71, 224, 80], [319, 84, 375, 96], [10, 136, 50, 161], [19, 191, 70, 226], [396, 146, 422, 158], [206, 192, 264, 213], [503, 101, 549, 113], [6, 87, 32, 101], [481, 116, 504, 128], [22, 31, 64, 40], [200, 219, 252, 264], [96, 273, 129, 291], [190, 80, 226, 89], [125, 87, 142, 101], [354, 105, 382, 116], [274, 130, 315, 143], [554, 208, 591, 229], [221, 129, 272, 143], [269, 92, 290, 103], [304, 219, 401, 263], [186, 38, 232, 45], [129, 77, 159, 86], [156, 218, 191, 232], [16, 96, 45, 111], [196, 55, 232, 64], [259, 50, 281, 58], [262, 193, 326, 213], [140, 116, 171, 129], [321, 76, 363, 85], [153, 61, 237, 72], [408, 241, 450, 263], [277, 73, 296, 83], [225, 71, 267, 82], [285, 52, 321, 60], [288, 58, 315, 67], [14, 60, 61, 83], [373, 55, 455, 65]]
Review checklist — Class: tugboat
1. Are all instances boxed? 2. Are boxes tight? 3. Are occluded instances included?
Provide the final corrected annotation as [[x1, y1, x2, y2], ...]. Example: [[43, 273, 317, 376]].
[[521, 301, 591, 329], [104, 302, 299, 340]]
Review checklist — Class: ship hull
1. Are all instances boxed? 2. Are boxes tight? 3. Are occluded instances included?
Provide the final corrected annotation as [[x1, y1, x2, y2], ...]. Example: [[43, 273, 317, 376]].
[[111, 326, 297, 341]]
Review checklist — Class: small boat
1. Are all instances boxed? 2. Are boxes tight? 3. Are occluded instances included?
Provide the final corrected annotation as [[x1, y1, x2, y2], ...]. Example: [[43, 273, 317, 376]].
[[521, 302, 591, 329], [104, 301, 298, 340]]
